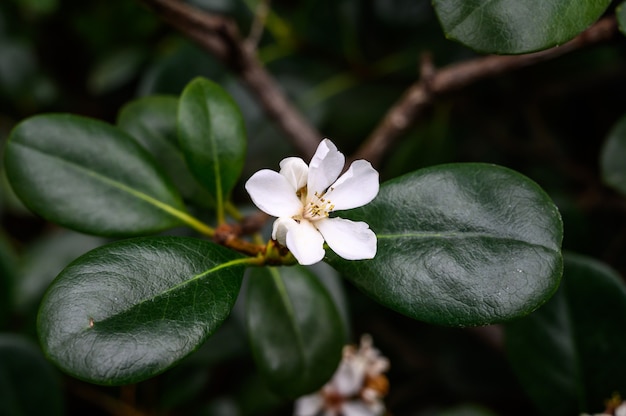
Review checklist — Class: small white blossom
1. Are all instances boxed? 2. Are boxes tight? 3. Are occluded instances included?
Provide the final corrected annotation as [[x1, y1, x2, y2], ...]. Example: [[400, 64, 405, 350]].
[[294, 334, 390, 416], [245, 139, 379, 265]]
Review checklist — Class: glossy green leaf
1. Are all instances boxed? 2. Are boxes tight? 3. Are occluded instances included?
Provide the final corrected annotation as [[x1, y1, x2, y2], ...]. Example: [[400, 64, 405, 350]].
[[328, 163, 563, 327], [505, 253, 626, 415], [246, 266, 345, 398], [38, 236, 245, 385], [600, 113, 626, 195], [432, 0, 612, 54], [117, 95, 214, 207], [0, 334, 64, 416], [178, 77, 247, 218], [5, 114, 189, 236]]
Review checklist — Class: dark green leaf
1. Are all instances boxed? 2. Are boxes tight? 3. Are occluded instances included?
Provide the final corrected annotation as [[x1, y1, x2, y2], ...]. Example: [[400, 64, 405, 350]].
[[328, 163, 563, 327], [600, 113, 626, 195], [38, 236, 245, 385], [0, 334, 64, 416], [246, 266, 345, 398], [505, 253, 626, 415], [178, 77, 247, 218], [0, 232, 17, 327], [432, 0, 611, 54], [5, 114, 188, 236], [117, 95, 214, 207], [14, 230, 106, 315]]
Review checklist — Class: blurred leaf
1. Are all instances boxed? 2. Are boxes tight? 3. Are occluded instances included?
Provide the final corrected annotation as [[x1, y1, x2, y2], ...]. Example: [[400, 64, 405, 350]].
[[432, 0, 612, 54], [117, 95, 214, 207], [246, 266, 345, 398], [505, 253, 626, 415], [0, 231, 17, 327], [137, 40, 225, 96], [600, 113, 626, 195], [14, 230, 106, 315], [87, 47, 146, 95], [0, 334, 64, 416], [328, 163, 563, 327], [14, 0, 58, 16], [0, 38, 37, 97], [5, 114, 188, 236], [619, 2, 626, 36], [178, 77, 247, 218], [38, 236, 245, 385]]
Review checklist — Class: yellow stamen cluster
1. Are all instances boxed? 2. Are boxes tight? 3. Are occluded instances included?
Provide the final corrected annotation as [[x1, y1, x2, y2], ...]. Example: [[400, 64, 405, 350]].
[[305, 191, 335, 220]]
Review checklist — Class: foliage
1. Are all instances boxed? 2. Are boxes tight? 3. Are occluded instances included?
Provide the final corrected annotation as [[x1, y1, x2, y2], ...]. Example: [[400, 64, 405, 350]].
[[1, 0, 626, 415]]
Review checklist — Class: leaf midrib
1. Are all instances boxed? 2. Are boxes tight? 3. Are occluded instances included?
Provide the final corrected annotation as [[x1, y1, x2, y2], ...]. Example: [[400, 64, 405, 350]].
[[13, 141, 191, 224], [377, 231, 560, 252], [87, 256, 247, 329]]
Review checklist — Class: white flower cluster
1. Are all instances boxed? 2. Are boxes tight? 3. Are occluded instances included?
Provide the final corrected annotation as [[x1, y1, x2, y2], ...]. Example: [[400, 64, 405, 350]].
[[246, 139, 379, 265], [294, 335, 390, 416]]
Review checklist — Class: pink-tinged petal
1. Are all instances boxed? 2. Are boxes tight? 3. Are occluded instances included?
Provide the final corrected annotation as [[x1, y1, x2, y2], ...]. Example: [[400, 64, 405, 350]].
[[307, 139, 345, 196], [279, 157, 308, 190], [282, 219, 326, 265], [245, 169, 302, 217], [316, 217, 377, 260], [293, 393, 324, 416], [325, 160, 379, 211]]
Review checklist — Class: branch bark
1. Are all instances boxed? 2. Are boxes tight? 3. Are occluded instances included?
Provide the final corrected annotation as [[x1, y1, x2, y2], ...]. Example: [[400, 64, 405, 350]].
[[353, 17, 619, 166], [138, 0, 322, 159]]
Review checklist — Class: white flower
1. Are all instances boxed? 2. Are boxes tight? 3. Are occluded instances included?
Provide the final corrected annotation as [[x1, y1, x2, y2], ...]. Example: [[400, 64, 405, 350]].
[[294, 334, 390, 416], [245, 139, 379, 265]]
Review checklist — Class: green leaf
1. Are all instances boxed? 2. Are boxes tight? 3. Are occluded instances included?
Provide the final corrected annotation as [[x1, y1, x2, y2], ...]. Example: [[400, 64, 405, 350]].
[[178, 77, 247, 220], [432, 0, 612, 54], [328, 163, 563, 327], [600, 113, 626, 195], [4, 114, 190, 236], [117, 95, 214, 207], [37, 236, 245, 385], [505, 253, 626, 415], [0, 334, 64, 416], [246, 266, 345, 398], [618, 2, 626, 36]]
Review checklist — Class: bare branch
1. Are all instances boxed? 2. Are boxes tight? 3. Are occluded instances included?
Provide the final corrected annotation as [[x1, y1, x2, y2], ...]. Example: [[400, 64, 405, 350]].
[[353, 17, 619, 166], [138, 0, 322, 159]]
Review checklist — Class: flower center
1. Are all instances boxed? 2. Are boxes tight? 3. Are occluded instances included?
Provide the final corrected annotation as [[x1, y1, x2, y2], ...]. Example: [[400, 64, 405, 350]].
[[300, 188, 335, 221]]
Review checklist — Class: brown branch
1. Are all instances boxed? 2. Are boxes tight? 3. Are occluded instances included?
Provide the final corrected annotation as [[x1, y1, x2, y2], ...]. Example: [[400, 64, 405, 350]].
[[138, 0, 322, 159], [353, 16, 619, 167]]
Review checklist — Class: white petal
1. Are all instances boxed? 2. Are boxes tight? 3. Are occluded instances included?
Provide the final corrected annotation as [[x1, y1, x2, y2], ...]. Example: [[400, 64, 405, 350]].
[[279, 157, 308, 190], [245, 169, 302, 217], [325, 160, 379, 211], [271, 217, 295, 246], [307, 139, 345, 196], [316, 217, 377, 260], [342, 401, 380, 416], [293, 393, 324, 416], [283, 219, 326, 265]]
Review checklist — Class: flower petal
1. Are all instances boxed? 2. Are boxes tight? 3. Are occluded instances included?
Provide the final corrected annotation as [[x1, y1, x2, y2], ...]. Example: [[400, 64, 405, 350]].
[[342, 401, 380, 416], [316, 217, 377, 260], [275, 218, 325, 265], [293, 393, 324, 416], [307, 139, 345, 196], [325, 160, 379, 211], [245, 169, 302, 217], [279, 157, 308, 190]]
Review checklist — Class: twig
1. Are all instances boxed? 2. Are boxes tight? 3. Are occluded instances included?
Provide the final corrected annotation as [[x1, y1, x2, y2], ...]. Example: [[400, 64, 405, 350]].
[[352, 16, 619, 166], [138, 0, 322, 159]]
